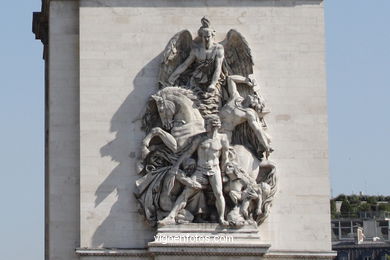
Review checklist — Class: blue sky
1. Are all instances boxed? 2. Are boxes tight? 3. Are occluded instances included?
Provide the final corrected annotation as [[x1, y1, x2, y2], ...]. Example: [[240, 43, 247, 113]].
[[0, 0, 389, 259], [325, 0, 390, 197]]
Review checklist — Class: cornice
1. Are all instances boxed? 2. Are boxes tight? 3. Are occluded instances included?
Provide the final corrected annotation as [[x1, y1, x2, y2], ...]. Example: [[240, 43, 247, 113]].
[[32, 0, 49, 59]]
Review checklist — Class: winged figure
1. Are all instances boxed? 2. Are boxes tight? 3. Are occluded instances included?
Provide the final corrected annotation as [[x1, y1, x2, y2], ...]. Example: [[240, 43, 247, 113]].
[[136, 17, 276, 227]]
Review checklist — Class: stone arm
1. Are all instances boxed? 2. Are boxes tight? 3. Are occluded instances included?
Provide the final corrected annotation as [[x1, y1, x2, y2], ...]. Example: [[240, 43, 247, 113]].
[[226, 75, 251, 100], [175, 171, 202, 189], [168, 50, 196, 85], [220, 134, 230, 173], [246, 111, 271, 152], [208, 46, 224, 90]]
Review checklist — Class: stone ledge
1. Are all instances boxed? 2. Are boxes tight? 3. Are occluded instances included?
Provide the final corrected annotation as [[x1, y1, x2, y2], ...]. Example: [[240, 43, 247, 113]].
[[75, 248, 149, 257], [148, 245, 270, 256], [75, 248, 336, 258]]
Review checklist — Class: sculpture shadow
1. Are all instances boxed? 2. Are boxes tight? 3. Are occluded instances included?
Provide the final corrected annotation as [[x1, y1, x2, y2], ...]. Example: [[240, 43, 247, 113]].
[[91, 53, 163, 248]]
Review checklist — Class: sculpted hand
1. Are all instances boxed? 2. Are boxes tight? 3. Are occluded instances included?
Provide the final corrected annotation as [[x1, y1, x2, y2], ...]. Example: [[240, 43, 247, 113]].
[[222, 176, 229, 183], [141, 144, 150, 160], [190, 180, 202, 189], [150, 128, 160, 135], [246, 79, 254, 87], [207, 83, 216, 92], [167, 75, 176, 86], [169, 166, 179, 175]]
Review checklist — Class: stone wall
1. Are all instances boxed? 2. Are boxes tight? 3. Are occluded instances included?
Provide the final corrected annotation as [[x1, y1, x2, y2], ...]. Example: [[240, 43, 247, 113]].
[[47, 1, 80, 260]]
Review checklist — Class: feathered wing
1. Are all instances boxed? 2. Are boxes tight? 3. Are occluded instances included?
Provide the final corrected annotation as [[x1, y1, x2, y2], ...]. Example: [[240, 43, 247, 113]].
[[143, 30, 192, 132], [158, 30, 193, 87], [221, 29, 254, 77]]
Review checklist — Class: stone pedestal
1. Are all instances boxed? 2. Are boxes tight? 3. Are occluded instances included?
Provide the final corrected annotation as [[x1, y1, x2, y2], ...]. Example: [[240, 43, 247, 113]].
[[148, 223, 270, 257]]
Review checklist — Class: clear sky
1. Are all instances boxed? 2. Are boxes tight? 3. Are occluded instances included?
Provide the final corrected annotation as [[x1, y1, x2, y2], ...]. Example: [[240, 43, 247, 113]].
[[325, 0, 390, 197], [0, 0, 389, 259]]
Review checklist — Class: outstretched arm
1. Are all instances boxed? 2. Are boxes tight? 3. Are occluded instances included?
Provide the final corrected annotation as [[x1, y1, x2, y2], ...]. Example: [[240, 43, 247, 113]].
[[168, 51, 196, 85], [226, 75, 249, 99], [226, 75, 257, 101], [176, 171, 202, 189], [246, 112, 271, 154], [208, 46, 224, 91]]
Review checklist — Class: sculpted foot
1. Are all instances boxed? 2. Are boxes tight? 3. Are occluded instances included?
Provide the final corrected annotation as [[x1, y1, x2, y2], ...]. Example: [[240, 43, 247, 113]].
[[158, 216, 176, 226], [219, 219, 229, 226], [240, 208, 249, 219], [255, 207, 263, 216]]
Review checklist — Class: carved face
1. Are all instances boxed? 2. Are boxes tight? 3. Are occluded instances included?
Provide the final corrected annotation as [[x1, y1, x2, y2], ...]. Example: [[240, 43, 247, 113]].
[[183, 158, 196, 174], [201, 29, 215, 49], [244, 94, 263, 113], [225, 163, 235, 175], [152, 95, 175, 130], [205, 116, 221, 132]]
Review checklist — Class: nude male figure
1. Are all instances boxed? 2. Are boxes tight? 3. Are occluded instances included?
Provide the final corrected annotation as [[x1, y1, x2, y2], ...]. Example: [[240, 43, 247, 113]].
[[219, 75, 272, 158], [159, 115, 230, 226]]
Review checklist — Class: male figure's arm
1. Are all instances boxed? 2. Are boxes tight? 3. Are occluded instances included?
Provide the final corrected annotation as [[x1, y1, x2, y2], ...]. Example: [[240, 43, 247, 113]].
[[227, 75, 251, 100], [176, 171, 202, 189], [208, 45, 224, 91], [246, 111, 271, 154], [168, 50, 196, 85], [220, 134, 230, 171]]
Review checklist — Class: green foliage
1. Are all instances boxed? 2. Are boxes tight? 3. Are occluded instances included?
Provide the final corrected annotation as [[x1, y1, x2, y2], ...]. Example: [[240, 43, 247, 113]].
[[331, 195, 390, 217], [330, 200, 337, 218], [349, 194, 360, 204], [367, 196, 378, 204], [340, 199, 352, 216], [378, 203, 390, 212], [358, 203, 370, 212], [335, 194, 346, 201]]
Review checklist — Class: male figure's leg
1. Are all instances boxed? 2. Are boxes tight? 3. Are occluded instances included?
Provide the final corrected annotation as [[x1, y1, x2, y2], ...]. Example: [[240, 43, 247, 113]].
[[158, 187, 198, 226], [209, 171, 228, 225]]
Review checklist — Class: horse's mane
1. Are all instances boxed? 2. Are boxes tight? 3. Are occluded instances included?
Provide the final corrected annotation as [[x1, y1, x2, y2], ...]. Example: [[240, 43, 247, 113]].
[[142, 87, 200, 133], [157, 87, 199, 106]]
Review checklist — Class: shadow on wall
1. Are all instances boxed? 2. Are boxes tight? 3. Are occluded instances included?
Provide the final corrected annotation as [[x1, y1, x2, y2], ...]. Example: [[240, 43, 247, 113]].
[[91, 53, 163, 248]]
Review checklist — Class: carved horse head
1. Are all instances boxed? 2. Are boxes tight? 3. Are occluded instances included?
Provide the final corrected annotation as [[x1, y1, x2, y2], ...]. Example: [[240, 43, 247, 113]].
[[150, 87, 204, 131], [151, 94, 176, 130]]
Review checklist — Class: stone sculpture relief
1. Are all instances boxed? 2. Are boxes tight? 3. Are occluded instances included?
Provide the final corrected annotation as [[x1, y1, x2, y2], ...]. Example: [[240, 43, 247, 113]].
[[134, 17, 277, 228]]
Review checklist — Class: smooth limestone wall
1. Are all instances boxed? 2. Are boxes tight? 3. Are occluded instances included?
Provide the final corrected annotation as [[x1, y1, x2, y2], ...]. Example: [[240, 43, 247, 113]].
[[48, 1, 80, 260], [79, 0, 330, 252], [48, 0, 331, 259]]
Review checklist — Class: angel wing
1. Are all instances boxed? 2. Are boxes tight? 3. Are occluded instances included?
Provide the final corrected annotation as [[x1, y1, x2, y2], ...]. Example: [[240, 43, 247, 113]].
[[158, 30, 193, 87], [221, 29, 254, 77]]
